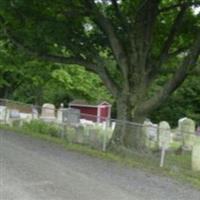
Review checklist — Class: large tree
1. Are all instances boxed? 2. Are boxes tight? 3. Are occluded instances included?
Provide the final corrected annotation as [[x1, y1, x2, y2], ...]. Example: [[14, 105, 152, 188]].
[[0, 0, 200, 146]]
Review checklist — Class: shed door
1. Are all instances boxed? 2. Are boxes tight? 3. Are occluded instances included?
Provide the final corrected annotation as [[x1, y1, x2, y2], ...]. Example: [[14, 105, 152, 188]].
[[100, 106, 109, 122]]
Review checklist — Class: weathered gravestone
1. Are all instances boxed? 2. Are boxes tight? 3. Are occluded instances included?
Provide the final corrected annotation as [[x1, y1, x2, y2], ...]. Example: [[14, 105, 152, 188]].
[[143, 119, 158, 149], [158, 121, 171, 149], [40, 103, 56, 122], [32, 106, 39, 119], [57, 103, 68, 123], [0, 106, 6, 122], [57, 103, 65, 123], [192, 138, 200, 171], [9, 109, 20, 119], [178, 117, 196, 150], [57, 108, 64, 123], [8, 109, 21, 126], [158, 121, 171, 167], [63, 108, 80, 124]]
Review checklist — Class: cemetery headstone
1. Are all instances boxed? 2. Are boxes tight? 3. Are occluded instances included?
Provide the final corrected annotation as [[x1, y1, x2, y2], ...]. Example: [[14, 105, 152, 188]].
[[0, 106, 6, 122], [178, 117, 195, 150], [9, 109, 20, 119], [40, 103, 56, 122], [8, 109, 21, 126], [57, 109, 64, 123], [143, 119, 158, 149], [192, 138, 200, 171], [158, 121, 171, 149], [32, 106, 39, 119], [158, 121, 171, 167], [63, 108, 80, 124], [57, 103, 66, 123]]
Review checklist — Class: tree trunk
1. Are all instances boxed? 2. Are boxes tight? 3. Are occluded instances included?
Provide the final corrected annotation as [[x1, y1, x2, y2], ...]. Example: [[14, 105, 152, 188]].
[[0, 87, 10, 99], [110, 95, 146, 150], [111, 96, 132, 145]]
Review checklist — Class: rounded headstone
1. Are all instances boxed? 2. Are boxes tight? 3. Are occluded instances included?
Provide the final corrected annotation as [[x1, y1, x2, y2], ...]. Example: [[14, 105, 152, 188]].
[[143, 120, 158, 149], [41, 103, 56, 122], [179, 117, 195, 150], [0, 106, 6, 120], [158, 121, 171, 149]]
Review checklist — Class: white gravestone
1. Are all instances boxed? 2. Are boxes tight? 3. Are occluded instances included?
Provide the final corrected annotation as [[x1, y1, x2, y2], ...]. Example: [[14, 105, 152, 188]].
[[9, 109, 20, 119], [178, 117, 195, 150], [143, 120, 158, 149], [57, 103, 64, 123], [40, 103, 56, 122], [57, 103, 70, 124], [32, 107, 39, 119], [192, 138, 200, 171], [158, 121, 171, 167], [158, 121, 171, 149], [0, 106, 6, 121], [8, 109, 21, 126], [57, 108, 63, 123]]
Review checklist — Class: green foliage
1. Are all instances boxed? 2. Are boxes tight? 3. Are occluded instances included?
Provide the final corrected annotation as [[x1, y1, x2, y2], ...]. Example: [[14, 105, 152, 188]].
[[22, 119, 61, 137], [1, 59, 112, 106], [65, 124, 113, 150], [150, 73, 200, 126], [45, 66, 113, 104], [0, 0, 199, 127]]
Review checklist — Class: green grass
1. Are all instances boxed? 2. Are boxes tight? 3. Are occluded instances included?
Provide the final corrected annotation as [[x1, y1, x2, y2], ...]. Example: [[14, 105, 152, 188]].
[[1, 122, 200, 189]]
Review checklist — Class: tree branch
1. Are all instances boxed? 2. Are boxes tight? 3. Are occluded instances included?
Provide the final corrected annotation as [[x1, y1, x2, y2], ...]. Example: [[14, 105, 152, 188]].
[[0, 15, 119, 97], [83, 0, 129, 81], [158, 5, 187, 67], [159, 1, 200, 12], [137, 31, 200, 115], [95, 64, 119, 97], [110, 0, 120, 18], [134, 0, 160, 65]]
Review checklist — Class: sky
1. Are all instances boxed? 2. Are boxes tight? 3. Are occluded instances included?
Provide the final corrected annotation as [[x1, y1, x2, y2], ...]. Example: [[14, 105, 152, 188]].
[[193, 6, 200, 15]]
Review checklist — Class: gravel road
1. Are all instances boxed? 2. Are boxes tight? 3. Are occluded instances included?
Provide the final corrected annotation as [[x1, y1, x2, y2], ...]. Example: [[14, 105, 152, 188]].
[[0, 130, 200, 200]]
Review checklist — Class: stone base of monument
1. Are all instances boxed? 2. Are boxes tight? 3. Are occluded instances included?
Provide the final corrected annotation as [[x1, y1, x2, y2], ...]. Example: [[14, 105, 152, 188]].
[[40, 116, 56, 122]]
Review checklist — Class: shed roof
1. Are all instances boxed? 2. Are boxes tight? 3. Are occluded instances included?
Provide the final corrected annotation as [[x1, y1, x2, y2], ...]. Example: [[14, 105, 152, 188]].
[[69, 100, 111, 107]]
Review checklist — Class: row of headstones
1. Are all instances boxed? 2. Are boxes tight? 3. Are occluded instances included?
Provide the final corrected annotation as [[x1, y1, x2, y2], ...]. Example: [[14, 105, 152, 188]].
[[143, 118, 200, 171], [41, 103, 80, 124], [1, 103, 115, 131], [41, 103, 115, 128], [143, 120, 171, 150], [0, 103, 80, 125], [0, 105, 34, 123]]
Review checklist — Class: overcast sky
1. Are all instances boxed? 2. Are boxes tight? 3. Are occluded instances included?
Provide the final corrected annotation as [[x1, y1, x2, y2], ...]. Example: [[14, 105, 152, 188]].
[[193, 6, 200, 14]]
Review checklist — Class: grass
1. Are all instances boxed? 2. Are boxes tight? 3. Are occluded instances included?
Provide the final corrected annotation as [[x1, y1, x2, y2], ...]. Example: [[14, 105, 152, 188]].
[[1, 122, 200, 189]]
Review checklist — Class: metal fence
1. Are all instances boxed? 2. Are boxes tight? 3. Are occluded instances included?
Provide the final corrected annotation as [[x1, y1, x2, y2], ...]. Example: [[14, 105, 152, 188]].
[[0, 98, 200, 169]]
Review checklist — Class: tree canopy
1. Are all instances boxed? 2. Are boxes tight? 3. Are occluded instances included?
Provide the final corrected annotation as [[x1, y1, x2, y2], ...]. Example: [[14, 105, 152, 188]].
[[0, 0, 199, 146]]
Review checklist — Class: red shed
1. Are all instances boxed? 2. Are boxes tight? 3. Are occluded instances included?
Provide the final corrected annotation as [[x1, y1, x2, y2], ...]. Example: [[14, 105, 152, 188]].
[[69, 100, 111, 122]]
